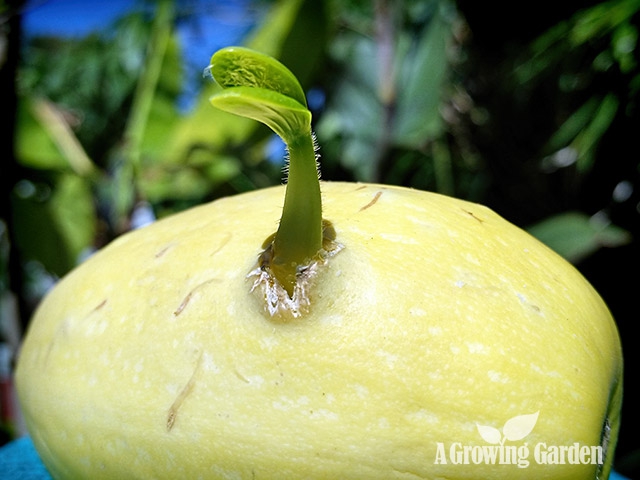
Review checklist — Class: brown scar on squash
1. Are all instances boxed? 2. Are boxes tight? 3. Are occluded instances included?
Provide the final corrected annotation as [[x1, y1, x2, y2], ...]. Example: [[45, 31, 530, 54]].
[[81, 299, 108, 322], [155, 243, 175, 258], [233, 368, 250, 383], [462, 208, 484, 223], [174, 278, 220, 316], [359, 191, 383, 212], [167, 354, 202, 432], [91, 299, 107, 313], [173, 292, 194, 317]]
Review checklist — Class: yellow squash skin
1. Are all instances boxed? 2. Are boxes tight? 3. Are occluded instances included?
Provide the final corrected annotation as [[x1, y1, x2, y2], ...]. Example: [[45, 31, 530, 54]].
[[15, 182, 622, 479]]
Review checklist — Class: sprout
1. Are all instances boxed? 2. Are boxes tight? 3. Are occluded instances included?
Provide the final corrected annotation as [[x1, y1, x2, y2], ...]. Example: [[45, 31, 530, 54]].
[[207, 47, 339, 316]]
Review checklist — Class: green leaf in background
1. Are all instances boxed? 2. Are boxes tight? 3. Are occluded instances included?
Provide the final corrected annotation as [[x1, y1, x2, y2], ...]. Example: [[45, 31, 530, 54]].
[[11, 174, 96, 277], [569, 0, 639, 47], [542, 94, 619, 174], [315, 0, 454, 183], [572, 94, 619, 173], [516, 0, 640, 84], [16, 97, 97, 177], [527, 211, 631, 264], [393, 1, 453, 147], [137, 34, 183, 161], [315, 36, 386, 180], [123, 0, 174, 176], [15, 98, 69, 171], [542, 97, 601, 154]]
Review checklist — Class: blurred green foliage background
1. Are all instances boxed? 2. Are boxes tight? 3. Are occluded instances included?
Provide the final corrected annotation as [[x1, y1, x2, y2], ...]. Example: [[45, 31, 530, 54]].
[[1, 0, 638, 476]]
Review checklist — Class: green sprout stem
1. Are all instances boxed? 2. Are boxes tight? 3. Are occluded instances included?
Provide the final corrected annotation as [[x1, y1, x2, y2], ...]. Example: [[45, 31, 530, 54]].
[[271, 133, 322, 295], [207, 47, 323, 298]]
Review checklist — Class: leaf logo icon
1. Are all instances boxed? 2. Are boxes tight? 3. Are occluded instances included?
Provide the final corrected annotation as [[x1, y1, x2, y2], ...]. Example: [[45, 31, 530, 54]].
[[476, 424, 502, 444], [476, 411, 539, 444], [503, 411, 539, 441]]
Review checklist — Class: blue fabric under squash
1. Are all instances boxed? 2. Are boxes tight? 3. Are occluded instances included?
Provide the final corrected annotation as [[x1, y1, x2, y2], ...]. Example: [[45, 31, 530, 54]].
[[0, 437, 52, 479]]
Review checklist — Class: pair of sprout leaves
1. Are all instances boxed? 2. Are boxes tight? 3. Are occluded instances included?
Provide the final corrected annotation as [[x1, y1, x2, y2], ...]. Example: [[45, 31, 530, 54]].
[[207, 47, 336, 313]]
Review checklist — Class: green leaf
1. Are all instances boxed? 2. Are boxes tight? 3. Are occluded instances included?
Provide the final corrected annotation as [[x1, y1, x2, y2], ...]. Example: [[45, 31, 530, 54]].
[[139, 166, 211, 205], [16, 96, 99, 177], [393, 5, 451, 147], [570, 0, 640, 46], [11, 174, 96, 276], [612, 20, 638, 73], [314, 36, 384, 181], [138, 154, 241, 205], [208, 46, 307, 107], [210, 86, 310, 144], [15, 98, 69, 171], [527, 211, 631, 264], [139, 94, 181, 160], [573, 94, 619, 173], [542, 94, 619, 174], [543, 97, 600, 154], [208, 47, 312, 144], [516, 0, 640, 83]]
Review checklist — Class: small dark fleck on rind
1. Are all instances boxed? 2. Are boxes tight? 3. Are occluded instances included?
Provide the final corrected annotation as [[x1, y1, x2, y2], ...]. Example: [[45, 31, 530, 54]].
[[92, 299, 108, 312], [155, 244, 174, 258], [462, 208, 484, 223]]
